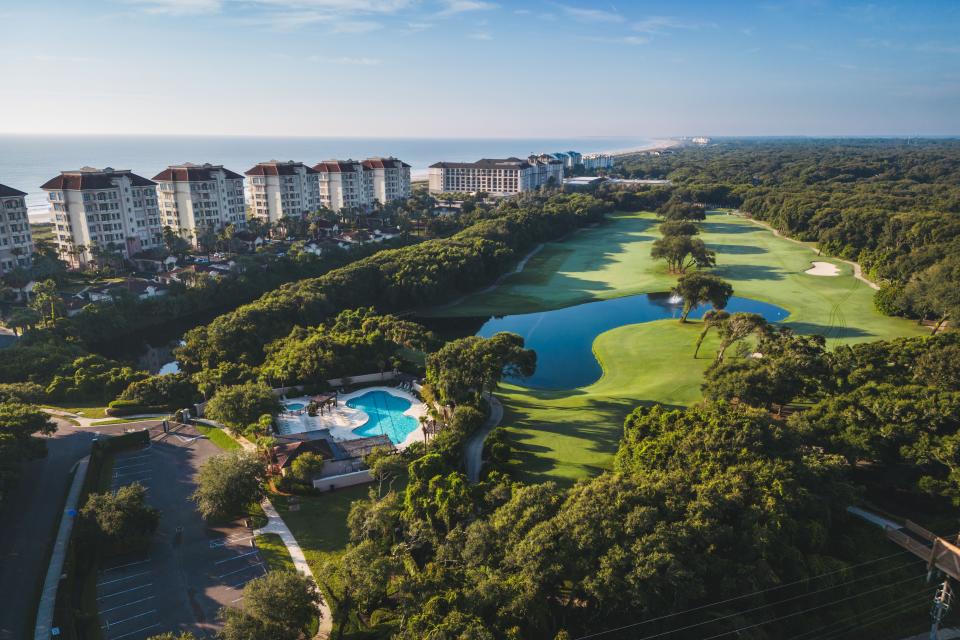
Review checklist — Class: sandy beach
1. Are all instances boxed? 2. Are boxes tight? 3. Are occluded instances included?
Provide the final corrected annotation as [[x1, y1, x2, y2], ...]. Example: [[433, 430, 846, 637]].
[[600, 138, 682, 157]]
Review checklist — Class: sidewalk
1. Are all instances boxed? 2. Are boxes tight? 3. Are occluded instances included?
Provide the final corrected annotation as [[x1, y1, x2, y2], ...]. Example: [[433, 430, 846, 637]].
[[33, 456, 90, 640], [464, 393, 503, 483], [255, 498, 332, 639]]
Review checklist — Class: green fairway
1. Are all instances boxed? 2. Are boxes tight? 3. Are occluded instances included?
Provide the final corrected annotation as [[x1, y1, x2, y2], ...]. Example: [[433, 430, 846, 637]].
[[440, 211, 928, 485]]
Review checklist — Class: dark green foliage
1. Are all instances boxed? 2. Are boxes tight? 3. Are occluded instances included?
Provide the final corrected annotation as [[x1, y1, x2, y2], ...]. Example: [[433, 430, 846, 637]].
[[0, 382, 46, 404], [192, 451, 266, 519], [45, 354, 147, 404], [204, 382, 280, 432], [78, 483, 159, 555], [426, 333, 535, 405], [259, 308, 430, 387], [116, 372, 198, 410], [219, 570, 320, 640], [672, 272, 733, 322], [650, 234, 716, 273], [0, 401, 56, 503]]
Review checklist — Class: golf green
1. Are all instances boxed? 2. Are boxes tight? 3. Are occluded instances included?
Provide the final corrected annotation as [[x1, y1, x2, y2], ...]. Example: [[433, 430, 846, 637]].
[[439, 211, 928, 485]]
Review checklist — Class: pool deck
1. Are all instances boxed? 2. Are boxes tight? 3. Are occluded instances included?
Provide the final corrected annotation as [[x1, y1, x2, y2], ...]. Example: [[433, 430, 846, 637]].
[[277, 386, 427, 449]]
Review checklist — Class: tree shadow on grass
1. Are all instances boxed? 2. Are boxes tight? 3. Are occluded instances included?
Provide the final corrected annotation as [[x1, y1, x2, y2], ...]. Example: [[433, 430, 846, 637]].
[[782, 321, 872, 339], [701, 221, 762, 235], [709, 243, 768, 255], [712, 263, 786, 281]]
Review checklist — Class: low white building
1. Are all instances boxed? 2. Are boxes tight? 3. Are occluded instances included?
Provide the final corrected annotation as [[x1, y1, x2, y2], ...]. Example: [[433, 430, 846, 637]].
[[153, 163, 246, 246], [0, 183, 33, 274]]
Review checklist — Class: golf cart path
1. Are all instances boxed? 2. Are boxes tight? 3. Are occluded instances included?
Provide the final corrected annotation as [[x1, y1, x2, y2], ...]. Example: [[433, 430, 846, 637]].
[[465, 393, 503, 483]]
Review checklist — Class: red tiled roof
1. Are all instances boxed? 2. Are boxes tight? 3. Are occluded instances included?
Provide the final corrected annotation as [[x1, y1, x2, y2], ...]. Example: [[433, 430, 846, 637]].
[[41, 169, 156, 190], [0, 183, 27, 198], [153, 164, 244, 182], [245, 161, 318, 176], [312, 160, 362, 173], [361, 157, 411, 170]]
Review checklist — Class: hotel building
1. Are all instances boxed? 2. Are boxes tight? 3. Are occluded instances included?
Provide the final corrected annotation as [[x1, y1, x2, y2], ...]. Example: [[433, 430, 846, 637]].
[[152, 163, 246, 245], [245, 160, 320, 222], [427, 156, 564, 195], [0, 183, 33, 274], [42, 167, 161, 268], [582, 153, 615, 171]]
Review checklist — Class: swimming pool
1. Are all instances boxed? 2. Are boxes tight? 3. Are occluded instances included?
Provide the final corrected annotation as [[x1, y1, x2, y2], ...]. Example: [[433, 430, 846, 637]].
[[347, 391, 419, 445], [285, 402, 305, 411]]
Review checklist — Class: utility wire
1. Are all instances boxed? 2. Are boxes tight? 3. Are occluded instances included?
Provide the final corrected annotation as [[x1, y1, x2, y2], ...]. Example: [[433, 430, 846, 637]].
[[694, 573, 928, 640], [817, 593, 935, 640], [784, 588, 935, 640], [572, 552, 917, 640]]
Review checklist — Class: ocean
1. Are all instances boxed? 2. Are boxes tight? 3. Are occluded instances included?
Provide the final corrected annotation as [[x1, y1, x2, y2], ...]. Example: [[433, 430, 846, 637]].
[[0, 134, 653, 221]]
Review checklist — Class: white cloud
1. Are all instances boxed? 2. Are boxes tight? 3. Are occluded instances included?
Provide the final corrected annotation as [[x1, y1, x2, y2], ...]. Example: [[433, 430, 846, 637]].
[[560, 5, 623, 23], [469, 31, 493, 40], [581, 35, 648, 46], [632, 15, 701, 34], [121, 0, 222, 15], [917, 42, 960, 55], [437, 0, 496, 17], [331, 20, 382, 33], [309, 56, 383, 65]]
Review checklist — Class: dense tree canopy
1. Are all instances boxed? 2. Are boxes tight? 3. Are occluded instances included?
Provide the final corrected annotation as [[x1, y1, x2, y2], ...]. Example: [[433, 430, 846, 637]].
[[192, 451, 266, 519], [426, 333, 536, 405]]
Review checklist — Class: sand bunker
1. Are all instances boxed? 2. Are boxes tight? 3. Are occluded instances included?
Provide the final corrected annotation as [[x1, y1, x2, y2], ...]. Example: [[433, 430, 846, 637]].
[[805, 261, 840, 277]]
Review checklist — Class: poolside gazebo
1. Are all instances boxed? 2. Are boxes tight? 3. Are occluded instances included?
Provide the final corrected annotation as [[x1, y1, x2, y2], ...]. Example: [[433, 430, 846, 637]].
[[311, 392, 338, 415]]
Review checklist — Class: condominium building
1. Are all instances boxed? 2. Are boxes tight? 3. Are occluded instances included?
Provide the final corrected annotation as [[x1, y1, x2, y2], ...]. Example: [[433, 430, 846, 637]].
[[313, 160, 367, 212], [245, 160, 320, 222], [361, 157, 412, 205], [42, 167, 161, 268], [428, 156, 564, 195], [152, 163, 246, 245], [582, 153, 614, 171], [0, 183, 33, 274]]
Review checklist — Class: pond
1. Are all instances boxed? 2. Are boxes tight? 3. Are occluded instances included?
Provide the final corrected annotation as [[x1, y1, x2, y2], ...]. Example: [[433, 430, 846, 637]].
[[475, 293, 789, 389]]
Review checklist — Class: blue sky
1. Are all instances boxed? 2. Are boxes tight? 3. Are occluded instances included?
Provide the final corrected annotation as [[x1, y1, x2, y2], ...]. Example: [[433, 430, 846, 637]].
[[0, 0, 957, 137]]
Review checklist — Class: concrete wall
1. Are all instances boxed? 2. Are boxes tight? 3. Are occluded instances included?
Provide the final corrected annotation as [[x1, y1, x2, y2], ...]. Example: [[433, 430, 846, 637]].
[[312, 469, 373, 491]]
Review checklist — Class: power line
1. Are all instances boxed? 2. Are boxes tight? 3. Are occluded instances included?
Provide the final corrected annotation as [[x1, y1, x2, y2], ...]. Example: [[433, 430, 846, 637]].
[[785, 589, 935, 640], [694, 573, 928, 640], [817, 594, 935, 640], [572, 551, 916, 640]]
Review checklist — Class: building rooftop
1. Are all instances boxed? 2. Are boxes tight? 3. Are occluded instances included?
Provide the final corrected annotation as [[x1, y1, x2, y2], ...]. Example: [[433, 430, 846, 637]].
[[312, 160, 364, 173], [0, 183, 27, 198], [41, 167, 155, 190], [361, 157, 411, 169], [429, 157, 533, 170], [152, 163, 244, 182], [245, 160, 318, 176]]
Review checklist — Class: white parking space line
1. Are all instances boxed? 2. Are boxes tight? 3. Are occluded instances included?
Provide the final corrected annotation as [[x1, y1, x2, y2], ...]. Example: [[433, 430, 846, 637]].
[[112, 461, 152, 471], [96, 571, 151, 587], [100, 559, 151, 574], [97, 584, 153, 600], [113, 469, 154, 479], [101, 609, 157, 629], [209, 533, 255, 548], [229, 569, 265, 590], [100, 596, 155, 614], [214, 549, 260, 565], [216, 562, 263, 580], [107, 622, 161, 640], [115, 453, 152, 463]]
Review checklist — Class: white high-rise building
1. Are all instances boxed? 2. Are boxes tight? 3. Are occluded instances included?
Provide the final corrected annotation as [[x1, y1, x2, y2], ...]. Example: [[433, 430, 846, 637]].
[[42, 167, 161, 268], [0, 183, 33, 274], [361, 157, 411, 205], [245, 160, 320, 222], [313, 160, 367, 212], [428, 156, 564, 195], [153, 163, 246, 245]]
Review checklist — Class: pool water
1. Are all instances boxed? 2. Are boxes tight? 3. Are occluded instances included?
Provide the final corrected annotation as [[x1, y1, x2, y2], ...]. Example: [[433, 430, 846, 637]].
[[347, 391, 419, 445], [476, 292, 789, 389], [285, 402, 305, 411]]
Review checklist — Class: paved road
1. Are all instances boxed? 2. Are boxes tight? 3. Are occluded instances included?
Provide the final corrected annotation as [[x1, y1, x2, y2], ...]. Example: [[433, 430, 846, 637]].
[[464, 394, 503, 483], [0, 418, 161, 640]]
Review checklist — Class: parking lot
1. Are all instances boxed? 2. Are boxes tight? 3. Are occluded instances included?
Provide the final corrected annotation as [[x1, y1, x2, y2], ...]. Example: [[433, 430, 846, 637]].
[[93, 426, 270, 638]]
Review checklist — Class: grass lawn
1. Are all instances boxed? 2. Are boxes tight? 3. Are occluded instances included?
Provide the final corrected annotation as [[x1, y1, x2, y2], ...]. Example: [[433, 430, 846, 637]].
[[270, 485, 374, 576], [255, 533, 296, 572], [196, 424, 241, 450], [45, 404, 111, 419], [439, 211, 929, 486]]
